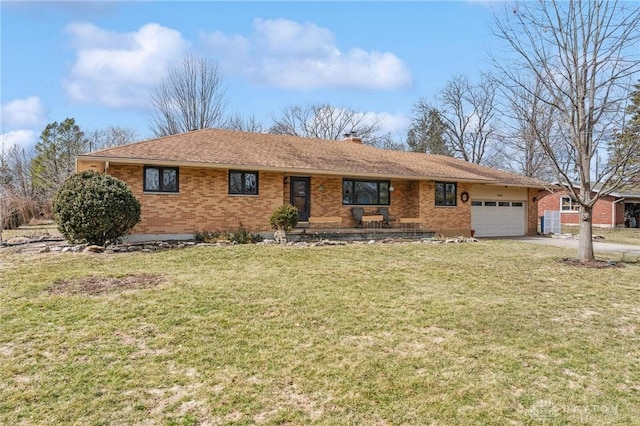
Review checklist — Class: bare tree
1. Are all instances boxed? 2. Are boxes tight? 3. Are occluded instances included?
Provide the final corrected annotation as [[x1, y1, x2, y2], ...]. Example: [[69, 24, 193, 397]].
[[438, 74, 499, 164], [85, 126, 138, 152], [269, 103, 384, 145], [495, 78, 560, 180], [610, 81, 640, 183], [1, 140, 39, 237], [493, 0, 640, 262], [223, 113, 265, 133], [149, 55, 227, 137]]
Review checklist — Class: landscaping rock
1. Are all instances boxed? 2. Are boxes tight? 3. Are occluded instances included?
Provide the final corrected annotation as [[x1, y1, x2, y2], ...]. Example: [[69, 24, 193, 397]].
[[7, 237, 30, 245], [274, 230, 287, 244], [84, 245, 104, 253]]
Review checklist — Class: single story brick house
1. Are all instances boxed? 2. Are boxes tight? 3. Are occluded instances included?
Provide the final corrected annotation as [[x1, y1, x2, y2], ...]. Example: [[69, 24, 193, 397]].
[[76, 128, 548, 240], [537, 185, 640, 229]]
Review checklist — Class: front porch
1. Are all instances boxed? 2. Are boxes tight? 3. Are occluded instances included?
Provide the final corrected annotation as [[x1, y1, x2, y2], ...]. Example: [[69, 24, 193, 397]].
[[288, 223, 436, 242]]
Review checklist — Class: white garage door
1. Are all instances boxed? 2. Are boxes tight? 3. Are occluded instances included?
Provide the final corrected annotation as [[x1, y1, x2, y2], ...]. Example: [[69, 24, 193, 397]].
[[471, 200, 526, 237]]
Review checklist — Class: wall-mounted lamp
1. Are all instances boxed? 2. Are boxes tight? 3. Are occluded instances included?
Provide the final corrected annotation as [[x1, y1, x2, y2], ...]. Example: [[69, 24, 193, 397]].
[[318, 184, 325, 191], [283, 177, 288, 185], [389, 185, 395, 192], [532, 196, 538, 202]]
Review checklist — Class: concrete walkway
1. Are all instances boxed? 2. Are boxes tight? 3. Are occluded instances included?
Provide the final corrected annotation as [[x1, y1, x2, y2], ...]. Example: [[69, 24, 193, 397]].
[[509, 236, 640, 257]]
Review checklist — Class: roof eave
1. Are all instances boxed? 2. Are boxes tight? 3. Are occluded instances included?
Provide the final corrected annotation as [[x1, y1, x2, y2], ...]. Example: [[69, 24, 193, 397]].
[[77, 155, 499, 184]]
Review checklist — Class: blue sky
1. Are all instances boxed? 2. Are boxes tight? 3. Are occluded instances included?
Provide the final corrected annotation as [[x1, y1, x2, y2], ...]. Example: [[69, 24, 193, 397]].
[[1, 0, 501, 148]]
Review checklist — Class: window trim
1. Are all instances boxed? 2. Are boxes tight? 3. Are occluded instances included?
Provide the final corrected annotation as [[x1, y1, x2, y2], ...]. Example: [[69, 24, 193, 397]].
[[229, 170, 259, 196], [560, 196, 580, 212], [143, 166, 179, 193], [435, 182, 457, 207], [342, 178, 391, 206]]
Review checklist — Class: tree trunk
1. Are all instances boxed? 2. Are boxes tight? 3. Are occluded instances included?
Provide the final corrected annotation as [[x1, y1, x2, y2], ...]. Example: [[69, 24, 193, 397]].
[[578, 205, 595, 263]]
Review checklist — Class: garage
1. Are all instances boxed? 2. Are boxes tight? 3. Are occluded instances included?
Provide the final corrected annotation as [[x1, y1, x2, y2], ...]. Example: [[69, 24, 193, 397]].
[[471, 200, 527, 237]]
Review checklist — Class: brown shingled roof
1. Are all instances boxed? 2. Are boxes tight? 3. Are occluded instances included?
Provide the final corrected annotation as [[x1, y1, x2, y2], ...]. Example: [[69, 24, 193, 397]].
[[78, 128, 547, 187]]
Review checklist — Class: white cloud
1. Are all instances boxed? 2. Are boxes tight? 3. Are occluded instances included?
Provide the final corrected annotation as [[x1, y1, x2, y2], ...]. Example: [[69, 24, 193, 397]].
[[362, 111, 411, 136], [202, 18, 412, 90], [1, 96, 46, 129], [0, 130, 37, 149], [64, 22, 189, 108]]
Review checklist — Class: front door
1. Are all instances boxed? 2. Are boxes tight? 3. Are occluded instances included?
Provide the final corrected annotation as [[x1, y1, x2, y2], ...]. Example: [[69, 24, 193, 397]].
[[290, 177, 310, 221]]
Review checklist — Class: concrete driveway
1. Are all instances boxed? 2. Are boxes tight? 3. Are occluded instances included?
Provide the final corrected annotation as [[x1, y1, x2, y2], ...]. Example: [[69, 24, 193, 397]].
[[509, 236, 640, 257]]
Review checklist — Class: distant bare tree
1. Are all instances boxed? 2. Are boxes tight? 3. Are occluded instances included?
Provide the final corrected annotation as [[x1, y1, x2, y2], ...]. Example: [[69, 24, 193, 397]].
[[493, 0, 640, 262], [149, 55, 227, 137], [610, 81, 640, 183], [438, 74, 499, 164], [1, 141, 39, 235], [223, 114, 265, 133], [3, 144, 36, 199], [269, 103, 384, 145], [86, 126, 138, 152], [496, 78, 560, 180]]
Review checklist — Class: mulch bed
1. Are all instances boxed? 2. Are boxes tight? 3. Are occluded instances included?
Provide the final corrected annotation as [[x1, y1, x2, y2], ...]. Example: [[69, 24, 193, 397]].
[[559, 258, 625, 268], [48, 273, 165, 296]]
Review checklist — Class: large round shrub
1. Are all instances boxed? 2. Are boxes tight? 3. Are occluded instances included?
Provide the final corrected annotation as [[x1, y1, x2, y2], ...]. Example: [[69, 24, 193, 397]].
[[53, 171, 141, 246]]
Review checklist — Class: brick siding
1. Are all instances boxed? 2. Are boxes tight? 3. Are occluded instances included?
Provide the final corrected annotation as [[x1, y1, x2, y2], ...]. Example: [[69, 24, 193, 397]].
[[105, 163, 537, 237], [537, 189, 623, 227]]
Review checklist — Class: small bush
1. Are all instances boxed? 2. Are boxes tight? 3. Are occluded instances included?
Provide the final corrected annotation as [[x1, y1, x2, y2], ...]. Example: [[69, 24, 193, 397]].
[[52, 171, 140, 246], [194, 230, 228, 243], [269, 204, 299, 232], [195, 228, 263, 244], [231, 227, 263, 244]]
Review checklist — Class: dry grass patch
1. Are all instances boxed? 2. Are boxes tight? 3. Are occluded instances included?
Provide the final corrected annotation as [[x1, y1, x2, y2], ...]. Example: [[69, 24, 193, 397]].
[[1, 241, 639, 424], [563, 225, 640, 245], [47, 273, 165, 296]]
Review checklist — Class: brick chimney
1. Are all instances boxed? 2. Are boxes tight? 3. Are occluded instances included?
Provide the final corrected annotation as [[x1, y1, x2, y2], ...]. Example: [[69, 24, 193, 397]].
[[342, 131, 362, 144]]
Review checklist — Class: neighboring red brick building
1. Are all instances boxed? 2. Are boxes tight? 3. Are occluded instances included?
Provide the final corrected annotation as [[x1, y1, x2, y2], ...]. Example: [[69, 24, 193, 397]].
[[537, 187, 640, 228], [76, 128, 547, 241]]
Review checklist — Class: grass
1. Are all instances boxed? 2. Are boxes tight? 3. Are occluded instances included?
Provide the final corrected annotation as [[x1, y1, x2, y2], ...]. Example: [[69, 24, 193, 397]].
[[1, 222, 61, 240], [1, 241, 639, 425], [562, 225, 640, 245]]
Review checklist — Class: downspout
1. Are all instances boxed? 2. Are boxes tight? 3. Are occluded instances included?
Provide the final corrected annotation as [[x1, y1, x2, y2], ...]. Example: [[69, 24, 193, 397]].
[[612, 197, 625, 229]]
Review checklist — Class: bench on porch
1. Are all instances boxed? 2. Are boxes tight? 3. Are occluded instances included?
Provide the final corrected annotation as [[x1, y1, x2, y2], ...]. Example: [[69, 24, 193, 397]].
[[362, 214, 384, 229], [398, 217, 422, 231], [308, 216, 343, 229]]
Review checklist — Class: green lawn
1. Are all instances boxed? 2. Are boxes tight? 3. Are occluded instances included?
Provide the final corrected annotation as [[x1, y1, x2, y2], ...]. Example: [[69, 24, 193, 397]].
[[1, 241, 639, 425], [562, 226, 640, 245]]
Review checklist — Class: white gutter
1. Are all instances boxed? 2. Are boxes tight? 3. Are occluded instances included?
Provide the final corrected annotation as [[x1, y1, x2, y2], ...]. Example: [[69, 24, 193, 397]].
[[612, 197, 625, 229]]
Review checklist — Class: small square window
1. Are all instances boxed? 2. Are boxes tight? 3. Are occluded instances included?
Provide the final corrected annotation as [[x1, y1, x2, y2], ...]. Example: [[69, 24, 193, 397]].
[[499, 201, 510, 207], [144, 166, 179, 193], [561, 196, 579, 212], [229, 171, 259, 195]]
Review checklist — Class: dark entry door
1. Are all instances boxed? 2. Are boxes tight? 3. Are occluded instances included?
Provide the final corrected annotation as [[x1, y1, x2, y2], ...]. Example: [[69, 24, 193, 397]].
[[290, 177, 310, 221]]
